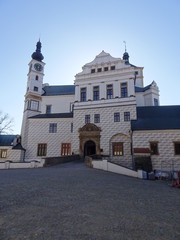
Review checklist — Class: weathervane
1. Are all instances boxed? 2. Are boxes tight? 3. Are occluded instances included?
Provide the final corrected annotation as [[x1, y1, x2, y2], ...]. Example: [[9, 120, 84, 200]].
[[123, 41, 127, 52]]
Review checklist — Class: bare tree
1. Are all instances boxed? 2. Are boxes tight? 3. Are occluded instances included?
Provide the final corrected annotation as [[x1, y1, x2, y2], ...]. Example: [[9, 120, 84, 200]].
[[0, 111, 14, 135]]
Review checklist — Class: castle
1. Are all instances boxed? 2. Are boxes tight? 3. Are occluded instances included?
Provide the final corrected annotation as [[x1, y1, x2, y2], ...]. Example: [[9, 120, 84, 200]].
[[0, 41, 180, 172]]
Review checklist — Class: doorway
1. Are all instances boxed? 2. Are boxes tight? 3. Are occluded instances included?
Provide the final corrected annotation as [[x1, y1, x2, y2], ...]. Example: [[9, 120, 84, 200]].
[[84, 140, 96, 157]]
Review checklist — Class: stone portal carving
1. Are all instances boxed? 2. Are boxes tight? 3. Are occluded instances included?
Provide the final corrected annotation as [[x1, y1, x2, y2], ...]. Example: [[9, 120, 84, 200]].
[[79, 123, 101, 157]]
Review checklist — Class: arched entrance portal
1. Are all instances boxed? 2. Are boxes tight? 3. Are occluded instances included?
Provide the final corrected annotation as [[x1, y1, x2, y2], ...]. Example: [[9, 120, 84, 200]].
[[79, 123, 101, 157], [84, 140, 96, 157]]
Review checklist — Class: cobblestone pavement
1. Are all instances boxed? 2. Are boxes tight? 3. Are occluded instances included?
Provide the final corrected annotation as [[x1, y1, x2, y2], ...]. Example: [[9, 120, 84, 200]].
[[0, 161, 180, 240]]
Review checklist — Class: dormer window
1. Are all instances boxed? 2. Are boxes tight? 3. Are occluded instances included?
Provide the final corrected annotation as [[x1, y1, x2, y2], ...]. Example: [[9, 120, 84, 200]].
[[36, 75, 39, 80], [97, 68, 102, 72], [111, 66, 115, 70], [91, 69, 95, 73], [104, 67, 108, 71]]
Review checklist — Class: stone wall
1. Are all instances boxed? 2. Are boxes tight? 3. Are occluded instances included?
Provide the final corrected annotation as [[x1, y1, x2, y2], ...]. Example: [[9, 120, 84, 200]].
[[0, 159, 45, 170], [110, 133, 132, 168], [72, 103, 136, 167], [133, 130, 180, 171], [25, 117, 73, 161], [0, 147, 24, 162]]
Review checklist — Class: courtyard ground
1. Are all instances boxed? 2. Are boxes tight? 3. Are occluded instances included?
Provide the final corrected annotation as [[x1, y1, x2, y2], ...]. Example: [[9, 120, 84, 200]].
[[0, 160, 179, 240]]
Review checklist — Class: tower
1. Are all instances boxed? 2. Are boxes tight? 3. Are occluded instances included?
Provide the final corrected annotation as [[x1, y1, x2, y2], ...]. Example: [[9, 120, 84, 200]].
[[21, 40, 45, 150]]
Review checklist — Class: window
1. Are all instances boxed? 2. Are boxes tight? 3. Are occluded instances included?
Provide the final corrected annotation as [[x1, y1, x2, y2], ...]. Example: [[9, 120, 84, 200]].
[[49, 123, 57, 133], [34, 86, 38, 92], [124, 112, 130, 121], [107, 84, 113, 99], [91, 69, 95, 73], [104, 67, 108, 71], [71, 123, 73, 133], [85, 115, 90, 124], [97, 68, 102, 72], [31, 100, 39, 111], [61, 143, 71, 156], [35, 75, 39, 80], [111, 66, 115, 70], [37, 144, 47, 156], [46, 105, 51, 114], [121, 82, 128, 98], [94, 114, 100, 123], [114, 112, 120, 122], [93, 86, 99, 101], [154, 98, 159, 106], [1, 149, 7, 158], [81, 88, 86, 102], [150, 142, 158, 155], [113, 143, 123, 156], [174, 142, 180, 155]]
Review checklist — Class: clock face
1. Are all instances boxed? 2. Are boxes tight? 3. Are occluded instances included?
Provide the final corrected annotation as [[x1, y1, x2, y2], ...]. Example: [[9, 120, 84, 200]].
[[34, 63, 43, 72]]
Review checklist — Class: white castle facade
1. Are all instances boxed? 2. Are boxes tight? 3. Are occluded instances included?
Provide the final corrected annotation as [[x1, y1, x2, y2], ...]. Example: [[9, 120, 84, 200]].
[[1, 41, 180, 172]]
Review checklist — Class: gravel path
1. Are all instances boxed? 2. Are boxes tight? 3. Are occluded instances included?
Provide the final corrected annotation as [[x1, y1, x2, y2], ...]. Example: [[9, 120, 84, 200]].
[[0, 161, 179, 240]]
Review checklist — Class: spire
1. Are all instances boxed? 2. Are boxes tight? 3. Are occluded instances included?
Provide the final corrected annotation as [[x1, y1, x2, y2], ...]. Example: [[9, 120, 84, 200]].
[[31, 40, 44, 62], [123, 41, 129, 64]]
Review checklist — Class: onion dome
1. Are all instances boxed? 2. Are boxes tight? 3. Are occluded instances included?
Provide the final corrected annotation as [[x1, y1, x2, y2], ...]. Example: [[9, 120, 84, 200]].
[[31, 40, 44, 62]]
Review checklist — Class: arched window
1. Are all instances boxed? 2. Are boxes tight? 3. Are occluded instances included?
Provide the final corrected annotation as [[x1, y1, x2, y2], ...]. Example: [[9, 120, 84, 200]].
[[35, 75, 38, 80]]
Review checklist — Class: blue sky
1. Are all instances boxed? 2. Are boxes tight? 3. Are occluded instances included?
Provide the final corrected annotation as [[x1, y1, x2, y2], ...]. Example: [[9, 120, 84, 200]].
[[0, 0, 180, 134]]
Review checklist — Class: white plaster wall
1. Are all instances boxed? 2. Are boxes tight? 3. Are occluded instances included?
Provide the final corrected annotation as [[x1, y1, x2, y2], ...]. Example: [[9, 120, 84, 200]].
[[135, 68, 144, 87], [76, 78, 135, 101], [107, 161, 138, 177], [144, 93, 153, 106], [110, 133, 132, 168], [92, 160, 140, 178], [133, 130, 180, 171], [72, 104, 136, 166], [25, 117, 73, 161], [0, 159, 45, 169], [0, 147, 23, 162], [41, 95, 75, 113], [144, 89, 160, 106], [136, 93, 145, 106], [27, 74, 43, 95]]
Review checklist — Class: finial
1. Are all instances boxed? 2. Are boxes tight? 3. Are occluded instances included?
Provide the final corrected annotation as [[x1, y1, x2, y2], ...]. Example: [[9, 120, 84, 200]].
[[31, 40, 44, 62], [123, 41, 127, 52], [122, 41, 129, 64], [39, 33, 41, 42]]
